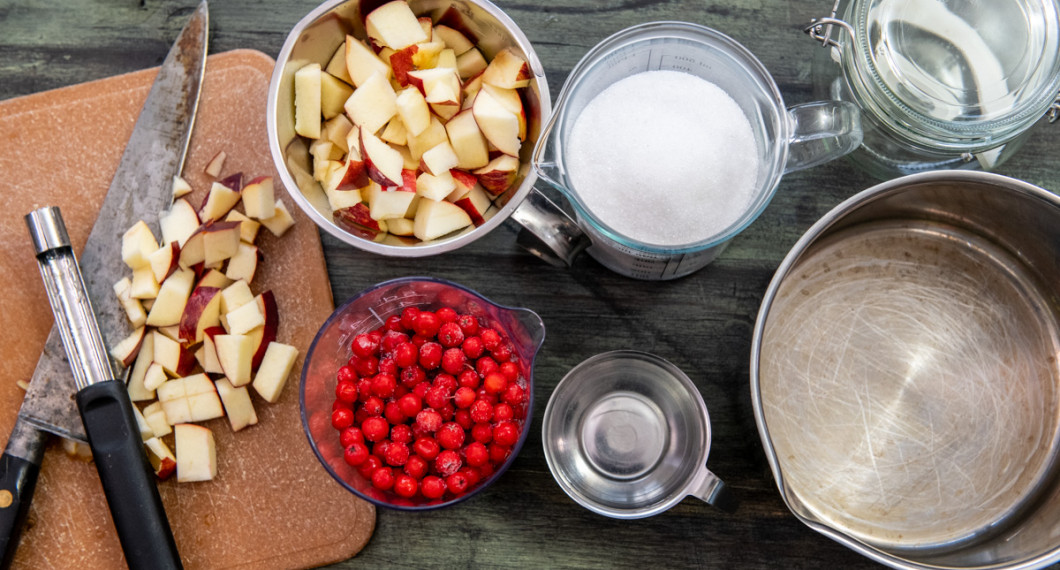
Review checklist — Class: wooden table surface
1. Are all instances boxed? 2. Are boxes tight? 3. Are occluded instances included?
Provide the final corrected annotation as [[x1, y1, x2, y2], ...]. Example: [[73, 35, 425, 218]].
[[3, 1, 1059, 568]]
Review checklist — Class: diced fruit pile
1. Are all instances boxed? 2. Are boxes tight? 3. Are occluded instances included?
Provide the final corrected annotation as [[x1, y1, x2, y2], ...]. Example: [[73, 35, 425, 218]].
[[331, 305, 529, 504], [288, 0, 532, 245], [105, 160, 299, 484]]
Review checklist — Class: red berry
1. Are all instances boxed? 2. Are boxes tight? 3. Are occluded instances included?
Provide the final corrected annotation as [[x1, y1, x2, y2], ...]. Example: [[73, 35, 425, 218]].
[[460, 466, 482, 487], [456, 314, 479, 336], [335, 380, 358, 403], [461, 336, 484, 359], [339, 426, 364, 447], [424, 386, 448, 410], [378, 357, 397, 377], [500, 361, 520, 382], [436, 307, 458, 322], [471, 423, 493, 444], [446, 472, 469, 495], [384, 441, 410, 466], [331, 408, 354, 430], [464, 441, 489, 467], [438, 322, 465, 347], [394, 342, 418, 368], [415, 409, 442, 432], [343, 442, 369, 466], [412, 381, 431, 399], [480, 328, 502, 351], [435, 449, 462, 476], [380, 330, 408, 353], [441, 348, 467, 374], [362, 416, 389, 442], [491, 343, 512, 363], [420, 475, 446, 499], [371, 466, 395, 490], [397, 393, 422, 417], [483, 372, 507, 395], [412, 437, 440, 460], [478, 462, 495, 479], [433, 373, 458, 394], [400, 365, 427, 388], [410, 333, 431, 347], [358, 455, 382, 479], [413, 311, 441, 337], [336, 364, 357, 383], [373, 440, 391, 460], [454, 409, 472, 430], [356, 378, 373, 401], [372, 374, 397, 399], [438, 403, 456, 421], [419, 342, 443, 370], [489, 444, 512, 464], [453, 387, 476, 408], [475, 389, 497, 406], [476, 356, 499, 377], [493, 421, 519, 446], [390, 423, 413, 444], [503, 384, 525, 407], [352, 355, 379, 377], [494, 402, 514, 422], [362, 396, 385, 417], [351, 333, 379, 358], [469, 400, 493, 424], [436, 422, 465, 450], [404, 454, 428, 479], [384, 315, 404, 332], [384, 400, 406, 425], [457, 369, 480, 389], [400, 307, 421, 331], [393, 474, 418, 498]]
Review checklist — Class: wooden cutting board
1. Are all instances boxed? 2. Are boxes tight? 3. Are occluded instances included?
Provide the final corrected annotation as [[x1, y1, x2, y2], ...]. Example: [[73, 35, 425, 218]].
[[0, 49, 375, 569]]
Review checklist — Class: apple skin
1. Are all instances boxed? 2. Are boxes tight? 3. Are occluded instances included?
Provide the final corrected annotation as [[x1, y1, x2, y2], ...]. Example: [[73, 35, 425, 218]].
[[218, 172, 244, 192], [178, 286, 221, 345], [473, 154, 520, 195], [155, 457, 177, 480], [250, 290, 279, 371], [389, 45, 417, 86]]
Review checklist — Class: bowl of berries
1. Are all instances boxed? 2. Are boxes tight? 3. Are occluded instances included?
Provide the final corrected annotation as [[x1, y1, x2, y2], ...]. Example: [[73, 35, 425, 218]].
[[300, 276, 544, 508]]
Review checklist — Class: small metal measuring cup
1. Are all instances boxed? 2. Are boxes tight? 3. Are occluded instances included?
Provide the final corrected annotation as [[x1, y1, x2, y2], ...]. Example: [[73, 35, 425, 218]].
[[542, 351, 736, 518]]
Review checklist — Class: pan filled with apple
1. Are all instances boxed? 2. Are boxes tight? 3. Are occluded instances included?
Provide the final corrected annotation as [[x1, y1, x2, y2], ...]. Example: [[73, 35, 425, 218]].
[[267, 0, 550, 257]]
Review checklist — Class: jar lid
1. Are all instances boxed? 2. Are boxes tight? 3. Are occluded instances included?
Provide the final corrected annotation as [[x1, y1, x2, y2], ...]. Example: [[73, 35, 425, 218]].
[[848, 0, 1060, 145]]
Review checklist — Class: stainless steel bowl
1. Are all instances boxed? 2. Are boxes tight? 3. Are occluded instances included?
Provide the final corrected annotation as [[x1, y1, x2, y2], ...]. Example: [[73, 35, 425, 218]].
[[267, 0, 550, 255], [752, 171, 1060, 569]]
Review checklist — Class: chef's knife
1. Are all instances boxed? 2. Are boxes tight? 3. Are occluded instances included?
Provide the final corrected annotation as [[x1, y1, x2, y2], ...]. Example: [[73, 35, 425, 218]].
[[0, 1, 207, 567], [27, 207, 183, 569]]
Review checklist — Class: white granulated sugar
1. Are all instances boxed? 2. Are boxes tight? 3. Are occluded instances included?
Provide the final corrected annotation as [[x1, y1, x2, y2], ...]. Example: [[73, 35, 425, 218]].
[[566, 70, 760, 247]]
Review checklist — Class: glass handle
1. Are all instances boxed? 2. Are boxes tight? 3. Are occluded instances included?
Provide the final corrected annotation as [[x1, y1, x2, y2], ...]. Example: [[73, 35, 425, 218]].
[[783, 100, 863, 173], [687, 466, 739, 513], [510, 187, 591, 267]]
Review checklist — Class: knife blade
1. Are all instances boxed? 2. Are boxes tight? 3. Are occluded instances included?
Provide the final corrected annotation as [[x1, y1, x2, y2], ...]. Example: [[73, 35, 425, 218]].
[[0, 2, 207, 567], [19, 0, 208, 443]]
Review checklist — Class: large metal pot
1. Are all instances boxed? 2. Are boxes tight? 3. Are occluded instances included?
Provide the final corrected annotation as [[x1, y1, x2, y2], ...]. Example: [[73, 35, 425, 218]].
[[751, 171, 1060, 569]]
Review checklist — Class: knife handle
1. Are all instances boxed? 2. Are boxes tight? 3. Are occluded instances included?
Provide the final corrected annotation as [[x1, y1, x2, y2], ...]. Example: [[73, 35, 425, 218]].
[[0, 423, 47, 569], [77, 381, 182, 570]]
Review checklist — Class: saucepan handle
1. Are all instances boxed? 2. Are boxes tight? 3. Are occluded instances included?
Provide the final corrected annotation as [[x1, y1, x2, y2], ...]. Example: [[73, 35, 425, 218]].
[[509, 187, 592, 267], [783, 100, 863, 173]]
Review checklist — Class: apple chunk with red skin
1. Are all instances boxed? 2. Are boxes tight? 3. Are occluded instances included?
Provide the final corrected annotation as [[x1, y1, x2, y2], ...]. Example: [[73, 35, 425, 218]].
[[480, 47, 533, 89], [473, 154, 520, 195], [365, 0, 428, 50], [108, 326, 146, 367], [472, 88, 521, 157], [159, 198, 200, 247], [178, 286, 222, 345], [241, 176, 276, 220], [361, 129, 405, 187], [250, 290, 279, 371], [454, 186, 492, 227], [413, 196, 472, 241], [174, 423, 217, 483]]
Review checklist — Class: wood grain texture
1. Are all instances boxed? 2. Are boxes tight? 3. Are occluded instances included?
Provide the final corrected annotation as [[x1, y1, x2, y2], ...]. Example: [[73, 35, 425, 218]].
[[2, 0, 1060, 568]]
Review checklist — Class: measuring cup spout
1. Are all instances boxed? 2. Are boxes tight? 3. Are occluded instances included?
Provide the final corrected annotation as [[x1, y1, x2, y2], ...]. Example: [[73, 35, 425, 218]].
[[784, 100, 863, 173]]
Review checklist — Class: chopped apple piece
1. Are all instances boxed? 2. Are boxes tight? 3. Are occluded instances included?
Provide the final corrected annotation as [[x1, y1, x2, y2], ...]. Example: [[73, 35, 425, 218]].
[[129, 266, 160, 299], [196, 268, 233, 291], [474, 153, 520, 195], [131, 404, 154, 442], [380, 117, 408, 146], [225, 242, 259, 283], [322, 114, 354, 153], [367, 181, 418, 221], [395, 87, 431, 137], [172, 175, 193, 199], [387, 217, 415, 236], [320, 71, 354, 120], [252, 342, 299, 403], [142, 401, 172, 438], [414, 197, 472, 241], [344, 72, 398, 135], [215, 378, 258, 432], [456, 48, 488, 79], [143, 362, 169, 392], [160, 198, 200, 247], [127, 330, 156, 401], [147, 242, 180, 283], [109, 326, 146, 368], [444, 109, 489, 170], [201, 326, 225, 375], [406, 67, 459, 98], [201, 221, 241, 268], [250, 291, 279, 371], [178, 286, 222, 344], [294, 63, 323, 138], [344, 35, 391, 88], [199, 181, 242, 222], [482, 83, 527, 140], [416, 171, 457, 201], [158, 374, 224, 425], [114, 277, 147, 329], [204, 151, 227, 177], [174, 424, 217, 483], [325, 41, 353, 84], [361, 129, 405, 186], [224, 210, 260, 244], [144, 436, 177, 480], [326, 187, 364, 212], [472, 88, 521, 156], [122, 221, 159, 270], [241, 176, 276, 220], [436, 48, 458, 71], [419, 141, 460, 175], [220, 280, 254, 314], [433, 25, 474, 55], [454, 186, 492, 226], [153, 332, 194, 376], [480, 47, 532, 89], [365, 0, 429, 50], [214, 334, 255, 387], [259, 200, 296, 237], [145, 267, 195, 327], [425, 80, 461, 121], [225, 297, 265, 336], [406, 116, 448, 160]]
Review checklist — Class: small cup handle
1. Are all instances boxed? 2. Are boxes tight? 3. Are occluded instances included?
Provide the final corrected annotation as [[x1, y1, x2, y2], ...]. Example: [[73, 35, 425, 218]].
[[688, 465, 739, 513], [783, 100, 863, 173], [510, 187, 592, 267]]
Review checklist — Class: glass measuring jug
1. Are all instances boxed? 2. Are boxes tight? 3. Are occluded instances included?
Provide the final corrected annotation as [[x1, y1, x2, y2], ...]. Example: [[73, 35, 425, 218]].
[[805, 0, 1060, 178], [521, 21, 862, 280]]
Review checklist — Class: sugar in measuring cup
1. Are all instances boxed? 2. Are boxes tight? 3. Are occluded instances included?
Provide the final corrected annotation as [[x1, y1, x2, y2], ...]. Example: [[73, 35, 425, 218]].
[[519, 22, 862, 280]]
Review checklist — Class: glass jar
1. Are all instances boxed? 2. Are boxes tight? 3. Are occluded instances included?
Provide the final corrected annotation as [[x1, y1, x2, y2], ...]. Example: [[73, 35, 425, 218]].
[[807, 0, 1060, 178]]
